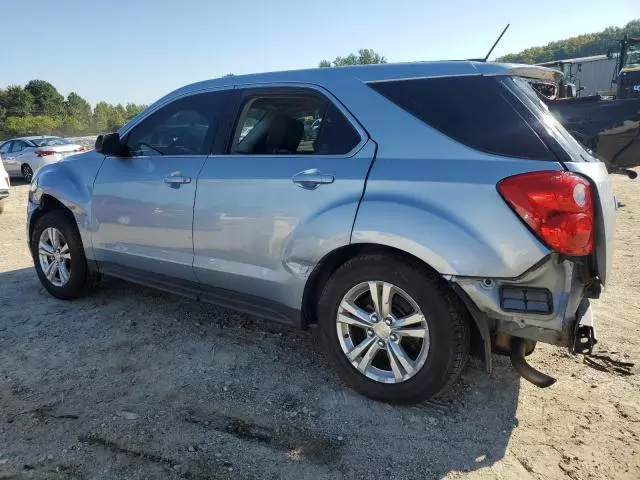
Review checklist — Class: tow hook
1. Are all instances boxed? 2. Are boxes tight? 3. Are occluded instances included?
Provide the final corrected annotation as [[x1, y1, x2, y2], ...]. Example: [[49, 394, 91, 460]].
[[510, 337, 557, 388]]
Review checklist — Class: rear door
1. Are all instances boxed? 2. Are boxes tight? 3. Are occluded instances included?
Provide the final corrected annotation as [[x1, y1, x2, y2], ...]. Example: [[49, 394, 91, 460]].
[[92, 89, 230, 284], [193, 86, 375, 311]]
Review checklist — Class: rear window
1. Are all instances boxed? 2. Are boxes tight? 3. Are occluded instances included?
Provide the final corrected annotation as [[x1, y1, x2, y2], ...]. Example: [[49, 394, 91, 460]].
[[368, 75, 556, 161], [504, 77, 594, 162], [31, 137, 70, 147]]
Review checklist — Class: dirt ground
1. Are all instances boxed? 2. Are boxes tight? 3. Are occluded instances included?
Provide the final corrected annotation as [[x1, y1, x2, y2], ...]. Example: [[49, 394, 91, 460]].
[[0, 173, 638, 480]]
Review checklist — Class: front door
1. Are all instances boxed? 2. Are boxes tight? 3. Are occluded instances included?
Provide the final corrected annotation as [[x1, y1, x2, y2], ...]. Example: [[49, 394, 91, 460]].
[[193, 87, 375, 311], [2, 141, 28, 176], [0, 142, 17, 175], [92, 90, 230, 283]]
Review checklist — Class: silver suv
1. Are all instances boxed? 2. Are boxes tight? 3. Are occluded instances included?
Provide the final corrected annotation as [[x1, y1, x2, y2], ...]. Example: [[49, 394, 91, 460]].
[[27, 62, 616, 403]]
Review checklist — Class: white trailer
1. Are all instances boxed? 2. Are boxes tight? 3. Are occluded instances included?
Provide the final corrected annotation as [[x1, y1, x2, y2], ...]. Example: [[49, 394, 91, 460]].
[[538, 54, 619, 97]]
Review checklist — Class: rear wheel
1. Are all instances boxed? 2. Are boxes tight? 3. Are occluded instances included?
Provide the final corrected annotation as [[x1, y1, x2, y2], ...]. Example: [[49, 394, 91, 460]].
[[31, 211, 89, 299], [21, 164, 33, 182], [318, 253, 470, 403]]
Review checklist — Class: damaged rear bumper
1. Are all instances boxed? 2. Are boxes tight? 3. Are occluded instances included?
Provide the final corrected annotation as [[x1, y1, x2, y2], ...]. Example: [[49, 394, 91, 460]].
[[450, 254, 599, 386], [452, 254, 594, 348]]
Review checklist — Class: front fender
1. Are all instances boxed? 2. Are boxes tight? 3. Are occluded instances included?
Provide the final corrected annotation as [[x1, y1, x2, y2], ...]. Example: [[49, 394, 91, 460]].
[[29, 151, 105, 259]]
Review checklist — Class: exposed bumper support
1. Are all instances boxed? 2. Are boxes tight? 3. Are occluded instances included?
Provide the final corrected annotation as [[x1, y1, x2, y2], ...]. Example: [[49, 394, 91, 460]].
[[452, 254, 586, 347]]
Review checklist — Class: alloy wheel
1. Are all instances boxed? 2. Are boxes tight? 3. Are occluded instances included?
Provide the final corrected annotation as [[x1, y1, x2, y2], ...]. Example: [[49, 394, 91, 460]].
[[38, 227, 72, 287], [336, 281, 430, 384]]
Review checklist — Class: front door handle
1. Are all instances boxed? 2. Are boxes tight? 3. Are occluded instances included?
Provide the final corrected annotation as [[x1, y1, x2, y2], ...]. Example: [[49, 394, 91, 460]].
[[164, 171, 192, 187], [292, 169, 335, 189]]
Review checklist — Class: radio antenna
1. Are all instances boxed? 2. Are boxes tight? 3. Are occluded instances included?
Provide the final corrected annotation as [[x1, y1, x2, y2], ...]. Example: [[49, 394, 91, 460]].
[[484, 24, 510, 62]]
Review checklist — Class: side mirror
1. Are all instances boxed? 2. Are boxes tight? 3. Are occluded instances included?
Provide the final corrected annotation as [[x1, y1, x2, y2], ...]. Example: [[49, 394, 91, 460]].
[[95, 132, 128, 156]]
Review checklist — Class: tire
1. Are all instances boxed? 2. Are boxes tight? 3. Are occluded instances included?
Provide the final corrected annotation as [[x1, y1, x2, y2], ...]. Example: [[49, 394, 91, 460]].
[[318, 253, 470, 403], [21, 164, 33, 183], [30, 210, 89, 300], [0, 199, 4, 213]]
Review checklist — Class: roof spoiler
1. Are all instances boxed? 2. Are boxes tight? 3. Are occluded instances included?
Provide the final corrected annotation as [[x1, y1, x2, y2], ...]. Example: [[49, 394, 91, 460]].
[[490, 65, 563, 84]]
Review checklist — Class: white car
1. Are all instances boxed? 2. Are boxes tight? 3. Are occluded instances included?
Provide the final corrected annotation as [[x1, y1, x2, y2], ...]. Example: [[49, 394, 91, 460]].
[[0, 155, 9, 213], [0, 136, 86, 182]]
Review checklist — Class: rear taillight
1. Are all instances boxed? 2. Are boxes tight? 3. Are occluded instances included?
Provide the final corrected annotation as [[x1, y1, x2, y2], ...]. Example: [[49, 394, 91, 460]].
[[74, 146, 86, 152], [498, 171, 594, 256], [34, 150, 56, 157]]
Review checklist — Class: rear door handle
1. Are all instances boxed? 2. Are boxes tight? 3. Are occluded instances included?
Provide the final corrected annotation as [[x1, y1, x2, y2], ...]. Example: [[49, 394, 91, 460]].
[[292, 169, 334, 189]]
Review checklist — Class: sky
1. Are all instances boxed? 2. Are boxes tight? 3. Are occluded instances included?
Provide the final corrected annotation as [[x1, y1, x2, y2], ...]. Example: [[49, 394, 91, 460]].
[[1, 0, 637, 106]]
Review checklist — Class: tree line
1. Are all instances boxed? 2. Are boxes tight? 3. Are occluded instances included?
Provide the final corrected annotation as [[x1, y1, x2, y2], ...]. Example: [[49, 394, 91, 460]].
[[0, 80, 146, 139], [496, 19, 640, 64]]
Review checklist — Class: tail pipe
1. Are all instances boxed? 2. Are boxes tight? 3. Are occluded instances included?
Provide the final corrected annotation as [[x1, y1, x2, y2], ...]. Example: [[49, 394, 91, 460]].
[[510, 337, 556, 388]]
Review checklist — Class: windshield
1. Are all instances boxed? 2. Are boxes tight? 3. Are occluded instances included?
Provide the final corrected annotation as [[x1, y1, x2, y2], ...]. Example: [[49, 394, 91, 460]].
[[623, 43, 640, 68], [31, 137, 70, 147], [504, 77, 596, 162]]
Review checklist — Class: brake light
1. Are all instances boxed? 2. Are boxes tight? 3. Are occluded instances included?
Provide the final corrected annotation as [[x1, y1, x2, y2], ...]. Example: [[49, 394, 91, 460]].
[[74, 146, 86, 152], [498, 171, 594, 256], [34, 150, 56, 157]]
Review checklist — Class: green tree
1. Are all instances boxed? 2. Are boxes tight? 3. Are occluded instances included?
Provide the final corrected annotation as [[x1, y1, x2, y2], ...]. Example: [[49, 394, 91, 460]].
[[1, 85, 35, 117], [0, 80, 148, 139], [125, 103, 145, 121], [24, 80, 65, 116], [4, 115, 61, 137], [319, 49, 387, 67], [65, 92, 92, 131], [93, 102, 111, 133], [108, 104, 127, 131], [496, 19, 640, 64]]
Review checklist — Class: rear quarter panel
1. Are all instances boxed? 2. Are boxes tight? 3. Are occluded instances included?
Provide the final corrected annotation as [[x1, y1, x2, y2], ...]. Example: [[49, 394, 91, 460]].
[[353, 156, 563, 278], [329, 77, 565, 278]]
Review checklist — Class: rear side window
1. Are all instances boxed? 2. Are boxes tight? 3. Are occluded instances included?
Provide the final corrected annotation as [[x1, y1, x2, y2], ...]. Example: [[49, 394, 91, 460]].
[[368, 76, 556, 161], [231, 91, 361, 155]]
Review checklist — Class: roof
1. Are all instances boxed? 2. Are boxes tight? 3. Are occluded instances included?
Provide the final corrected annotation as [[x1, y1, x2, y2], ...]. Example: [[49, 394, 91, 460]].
[[155, 61, 560, 105], [12, 135, 62, 142]]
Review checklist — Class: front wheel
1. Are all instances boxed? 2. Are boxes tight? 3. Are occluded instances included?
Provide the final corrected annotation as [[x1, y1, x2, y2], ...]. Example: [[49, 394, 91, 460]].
[[318, 253, 470, 403], [31, 211, 89, 299], [21, 164, 33, 182]]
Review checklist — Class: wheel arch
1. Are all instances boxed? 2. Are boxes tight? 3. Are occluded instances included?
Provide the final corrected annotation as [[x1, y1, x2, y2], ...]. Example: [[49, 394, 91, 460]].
[[301, 243, 487, 366], [29, 194, 80, 249], [29, 160, 99, 261]]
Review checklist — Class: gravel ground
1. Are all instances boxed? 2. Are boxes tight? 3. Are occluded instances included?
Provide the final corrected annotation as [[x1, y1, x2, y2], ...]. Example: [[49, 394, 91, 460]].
[[0, 173, 638, 480]]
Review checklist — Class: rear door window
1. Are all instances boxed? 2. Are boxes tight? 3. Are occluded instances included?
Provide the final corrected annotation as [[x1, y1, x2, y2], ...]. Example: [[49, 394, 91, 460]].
[[231, 90, 361, 155], [368, 76, 556, 161]]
